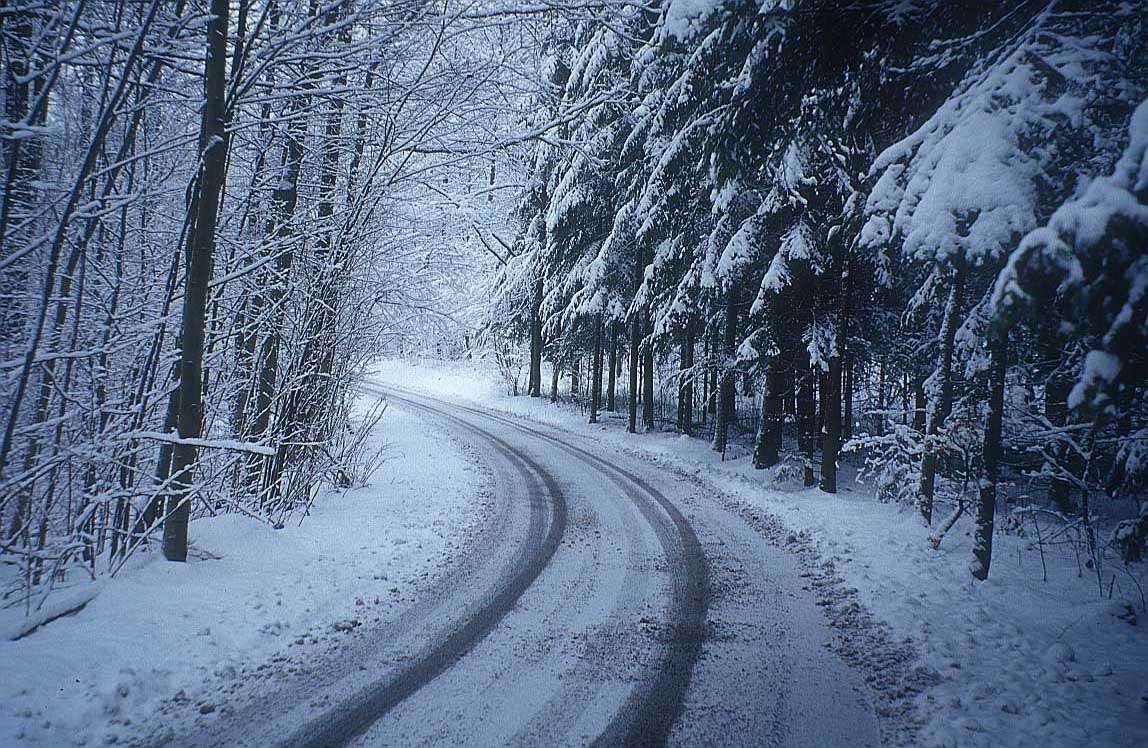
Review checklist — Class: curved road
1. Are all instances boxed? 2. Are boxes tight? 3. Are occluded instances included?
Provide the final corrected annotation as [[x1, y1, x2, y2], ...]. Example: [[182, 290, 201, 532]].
[[154, 387, 879, 748]]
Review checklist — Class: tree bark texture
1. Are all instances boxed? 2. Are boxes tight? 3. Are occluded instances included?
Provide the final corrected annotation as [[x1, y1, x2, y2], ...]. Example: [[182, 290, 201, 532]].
[[677, 317, 695, 435], [590, 315, 603, 423], [971, 332, 1007, 580], [164, 0, 230, 562], [712, 288, 737, 454], [916, 265, 964, 524]]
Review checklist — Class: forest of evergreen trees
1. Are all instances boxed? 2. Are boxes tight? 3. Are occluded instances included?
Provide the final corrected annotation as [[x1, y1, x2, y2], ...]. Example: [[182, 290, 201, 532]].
[[487, 0, 1148, 581]]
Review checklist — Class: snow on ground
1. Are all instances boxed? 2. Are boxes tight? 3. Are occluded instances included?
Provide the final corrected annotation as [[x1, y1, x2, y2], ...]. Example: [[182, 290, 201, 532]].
[[372, 356, 1148, 748], [0, 398, 486, 747]]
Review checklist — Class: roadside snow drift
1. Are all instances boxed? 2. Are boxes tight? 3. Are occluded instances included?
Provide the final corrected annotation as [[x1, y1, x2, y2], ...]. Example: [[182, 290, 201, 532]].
[[0, 400, 485, 747]]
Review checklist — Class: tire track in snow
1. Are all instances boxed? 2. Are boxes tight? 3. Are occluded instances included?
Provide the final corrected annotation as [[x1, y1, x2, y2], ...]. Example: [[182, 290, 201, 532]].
[[277, 386, 569, 748], [381, 387, 709, 747]]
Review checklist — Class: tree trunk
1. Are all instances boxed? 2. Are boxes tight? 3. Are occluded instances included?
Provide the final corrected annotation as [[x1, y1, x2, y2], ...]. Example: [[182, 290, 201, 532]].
[[528, 277, 543, 397], [246, 80, 309, 499], [916, 266, 964, 524], [712, 287, 737, 454], [628, 312, 640, 433], [677, 317, 694, 435], [642, 311, 654, 432], [816, 369, 827, 446], [164, 0, 230, 562], [606, 321, 618, 411], [797, 353, 817, 486], [228, 0, 263, 446], [550, 356, 560, 403], [820, 355, 842, 493], [753, 352, 785, 469], [913, 374, 926, 433], [700, 333, 710, 426], [971, 331, 1006, 580], [708, 355, 718, 415], [140, 367, 180, 540], [590, 315, 603, 423], [821, 257, 850, 494], [842, 356, 853, 440], [875, 358, 887, 436]]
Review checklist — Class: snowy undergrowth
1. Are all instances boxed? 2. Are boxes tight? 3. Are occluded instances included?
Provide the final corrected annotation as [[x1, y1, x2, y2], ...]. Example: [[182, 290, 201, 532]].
[[0, 399, 486, 747], [372, 357, 1148, 748]]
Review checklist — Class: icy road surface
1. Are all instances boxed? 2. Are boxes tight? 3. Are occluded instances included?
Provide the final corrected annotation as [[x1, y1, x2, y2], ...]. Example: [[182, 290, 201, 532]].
[[153, 387, 878, 747]]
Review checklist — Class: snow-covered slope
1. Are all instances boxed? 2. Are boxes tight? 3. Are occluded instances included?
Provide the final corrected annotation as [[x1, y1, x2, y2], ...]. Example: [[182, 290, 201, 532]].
[[0, 402, 487, 747]]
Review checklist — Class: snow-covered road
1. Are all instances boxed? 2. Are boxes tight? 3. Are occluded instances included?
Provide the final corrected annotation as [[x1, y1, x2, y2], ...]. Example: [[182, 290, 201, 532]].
[[148, 386, 879, 747]]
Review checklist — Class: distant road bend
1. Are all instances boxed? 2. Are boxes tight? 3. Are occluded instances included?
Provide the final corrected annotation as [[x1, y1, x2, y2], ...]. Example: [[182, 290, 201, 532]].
[[168, 386, 879, 748]]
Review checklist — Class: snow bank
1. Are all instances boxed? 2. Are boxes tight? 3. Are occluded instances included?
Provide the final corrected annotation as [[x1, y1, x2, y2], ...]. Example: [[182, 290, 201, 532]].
[[0, 399, 486, 747], [372, 357, 1148, 748]]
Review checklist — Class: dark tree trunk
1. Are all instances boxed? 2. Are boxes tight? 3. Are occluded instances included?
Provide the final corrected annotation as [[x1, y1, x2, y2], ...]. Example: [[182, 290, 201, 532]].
[[229, 0, 268, 447], [642, 311, 654, 432], [677, 317, 695, 435], [550, 355, 560, 403], [816, 369, 827, 446], [797, 353, 817, 486], [753, 352, 785, 469], [700, 333, 709, 426], [917, 265, 965, 524], [590, 315, 603, 423], [971, 332, 1007, 580], [141, 364, 180, 539], [821, 257, 850, 494], [787, 369, 797, 421], [246, 86, 308, 499], [606, 321, 618, 411], [913, 374, 926, 433], [528, 277, 543, 397], [708, 359, 718, 415], [164, 0, 230, 562], [872, 365, 884, 435], [712, 288, 737, 454], [875, 359, 887, 436], [628, 312, 640, 433], [842, 356, 854, 441], [820, 355, 842, 493]]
